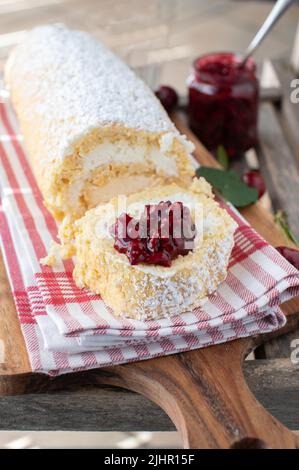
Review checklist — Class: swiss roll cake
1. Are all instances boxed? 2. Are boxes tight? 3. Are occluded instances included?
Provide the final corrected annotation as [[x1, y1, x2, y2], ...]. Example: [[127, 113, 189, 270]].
[[5, 25, 195, 222], [72, 179, 237, 320]]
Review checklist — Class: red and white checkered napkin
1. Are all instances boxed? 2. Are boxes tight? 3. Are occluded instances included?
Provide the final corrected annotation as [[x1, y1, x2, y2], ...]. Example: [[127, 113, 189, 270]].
[[1, 99, 299, 376]]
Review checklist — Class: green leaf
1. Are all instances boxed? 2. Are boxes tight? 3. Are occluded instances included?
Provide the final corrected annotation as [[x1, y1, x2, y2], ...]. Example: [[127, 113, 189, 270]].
[[216, 145, 229, 170], [196, 166, 258, 207], [274, 210, 299, 248]]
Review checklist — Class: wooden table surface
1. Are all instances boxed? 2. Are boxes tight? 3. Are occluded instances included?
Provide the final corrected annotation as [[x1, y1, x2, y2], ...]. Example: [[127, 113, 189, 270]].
[[0, 113, 299, 444], [0, 0, 299, 444]]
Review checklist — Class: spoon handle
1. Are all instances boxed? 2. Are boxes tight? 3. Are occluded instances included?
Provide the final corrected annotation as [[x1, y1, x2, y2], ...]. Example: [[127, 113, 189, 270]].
[[243, 0, 295, 63]]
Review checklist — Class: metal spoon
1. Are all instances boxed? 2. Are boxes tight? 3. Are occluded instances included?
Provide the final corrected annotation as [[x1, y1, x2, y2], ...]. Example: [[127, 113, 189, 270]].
[[240, 0, 295, 67]]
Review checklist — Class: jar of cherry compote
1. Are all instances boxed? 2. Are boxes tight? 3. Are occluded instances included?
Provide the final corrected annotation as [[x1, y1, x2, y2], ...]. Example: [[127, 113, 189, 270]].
[[188, 52, 259, 158]]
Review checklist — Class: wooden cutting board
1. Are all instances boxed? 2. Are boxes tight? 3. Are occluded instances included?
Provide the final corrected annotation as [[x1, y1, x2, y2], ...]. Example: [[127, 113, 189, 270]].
[[0, 113, 299, 449]]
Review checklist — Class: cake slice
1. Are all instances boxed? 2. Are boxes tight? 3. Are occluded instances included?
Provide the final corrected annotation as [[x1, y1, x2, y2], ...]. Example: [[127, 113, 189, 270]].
[[72, 179, 237, 320], [5, 25, 194, 223]]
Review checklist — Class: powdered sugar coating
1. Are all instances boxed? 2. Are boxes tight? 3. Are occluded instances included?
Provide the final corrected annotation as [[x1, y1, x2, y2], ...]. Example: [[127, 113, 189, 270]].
[[115, 233, 235, 321], [6, 25, 177, 160]]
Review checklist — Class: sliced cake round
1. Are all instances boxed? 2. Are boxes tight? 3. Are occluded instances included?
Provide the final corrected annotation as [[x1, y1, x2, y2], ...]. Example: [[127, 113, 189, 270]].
[[72, 179, 237, 321]]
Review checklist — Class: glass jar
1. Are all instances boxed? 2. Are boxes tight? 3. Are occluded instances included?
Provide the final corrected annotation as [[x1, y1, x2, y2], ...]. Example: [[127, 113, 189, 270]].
[[187, 52, 259, 158]]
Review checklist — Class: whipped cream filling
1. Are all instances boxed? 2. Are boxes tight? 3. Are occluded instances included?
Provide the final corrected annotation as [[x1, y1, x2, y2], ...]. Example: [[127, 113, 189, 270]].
[[83, 175, 156, 207], [67, 135, 181, 208], [81, 141, 178, 176]]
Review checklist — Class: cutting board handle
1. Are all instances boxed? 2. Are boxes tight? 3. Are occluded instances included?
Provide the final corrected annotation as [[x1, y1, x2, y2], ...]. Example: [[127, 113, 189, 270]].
[[103, 338, 299, 448]]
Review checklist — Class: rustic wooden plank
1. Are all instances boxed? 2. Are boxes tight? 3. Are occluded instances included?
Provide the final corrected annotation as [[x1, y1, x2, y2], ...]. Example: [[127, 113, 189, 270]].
[[0, 359, 297, 432], [250, 60, 299, 361], [271, 59, 299, 165], [256, 331, 299, 359], [291, 22, 299, 75], [259, 86, 282, 103], [0, 386, 174, 432], [243, 359, 299, 431], [67, 341, 299, 448], [256, 102, 299, 359], [258, 102, 299, 239]]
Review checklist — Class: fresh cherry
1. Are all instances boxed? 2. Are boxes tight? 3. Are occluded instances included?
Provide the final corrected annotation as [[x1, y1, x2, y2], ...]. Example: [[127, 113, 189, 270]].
[[242, 170, 266, 199], [155, 85, 178, 113], [110, 201, 196, 267], [276, 246, 299, 270]]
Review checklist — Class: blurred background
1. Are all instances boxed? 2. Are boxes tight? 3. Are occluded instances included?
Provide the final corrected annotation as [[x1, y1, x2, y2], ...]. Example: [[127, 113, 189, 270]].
[[0, 0, 298, 90], [0, 0, 298, 449]]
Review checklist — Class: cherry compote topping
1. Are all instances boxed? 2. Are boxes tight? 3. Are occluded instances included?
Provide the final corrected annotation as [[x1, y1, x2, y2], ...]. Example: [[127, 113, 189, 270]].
[[109, 201, 196, 267]]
